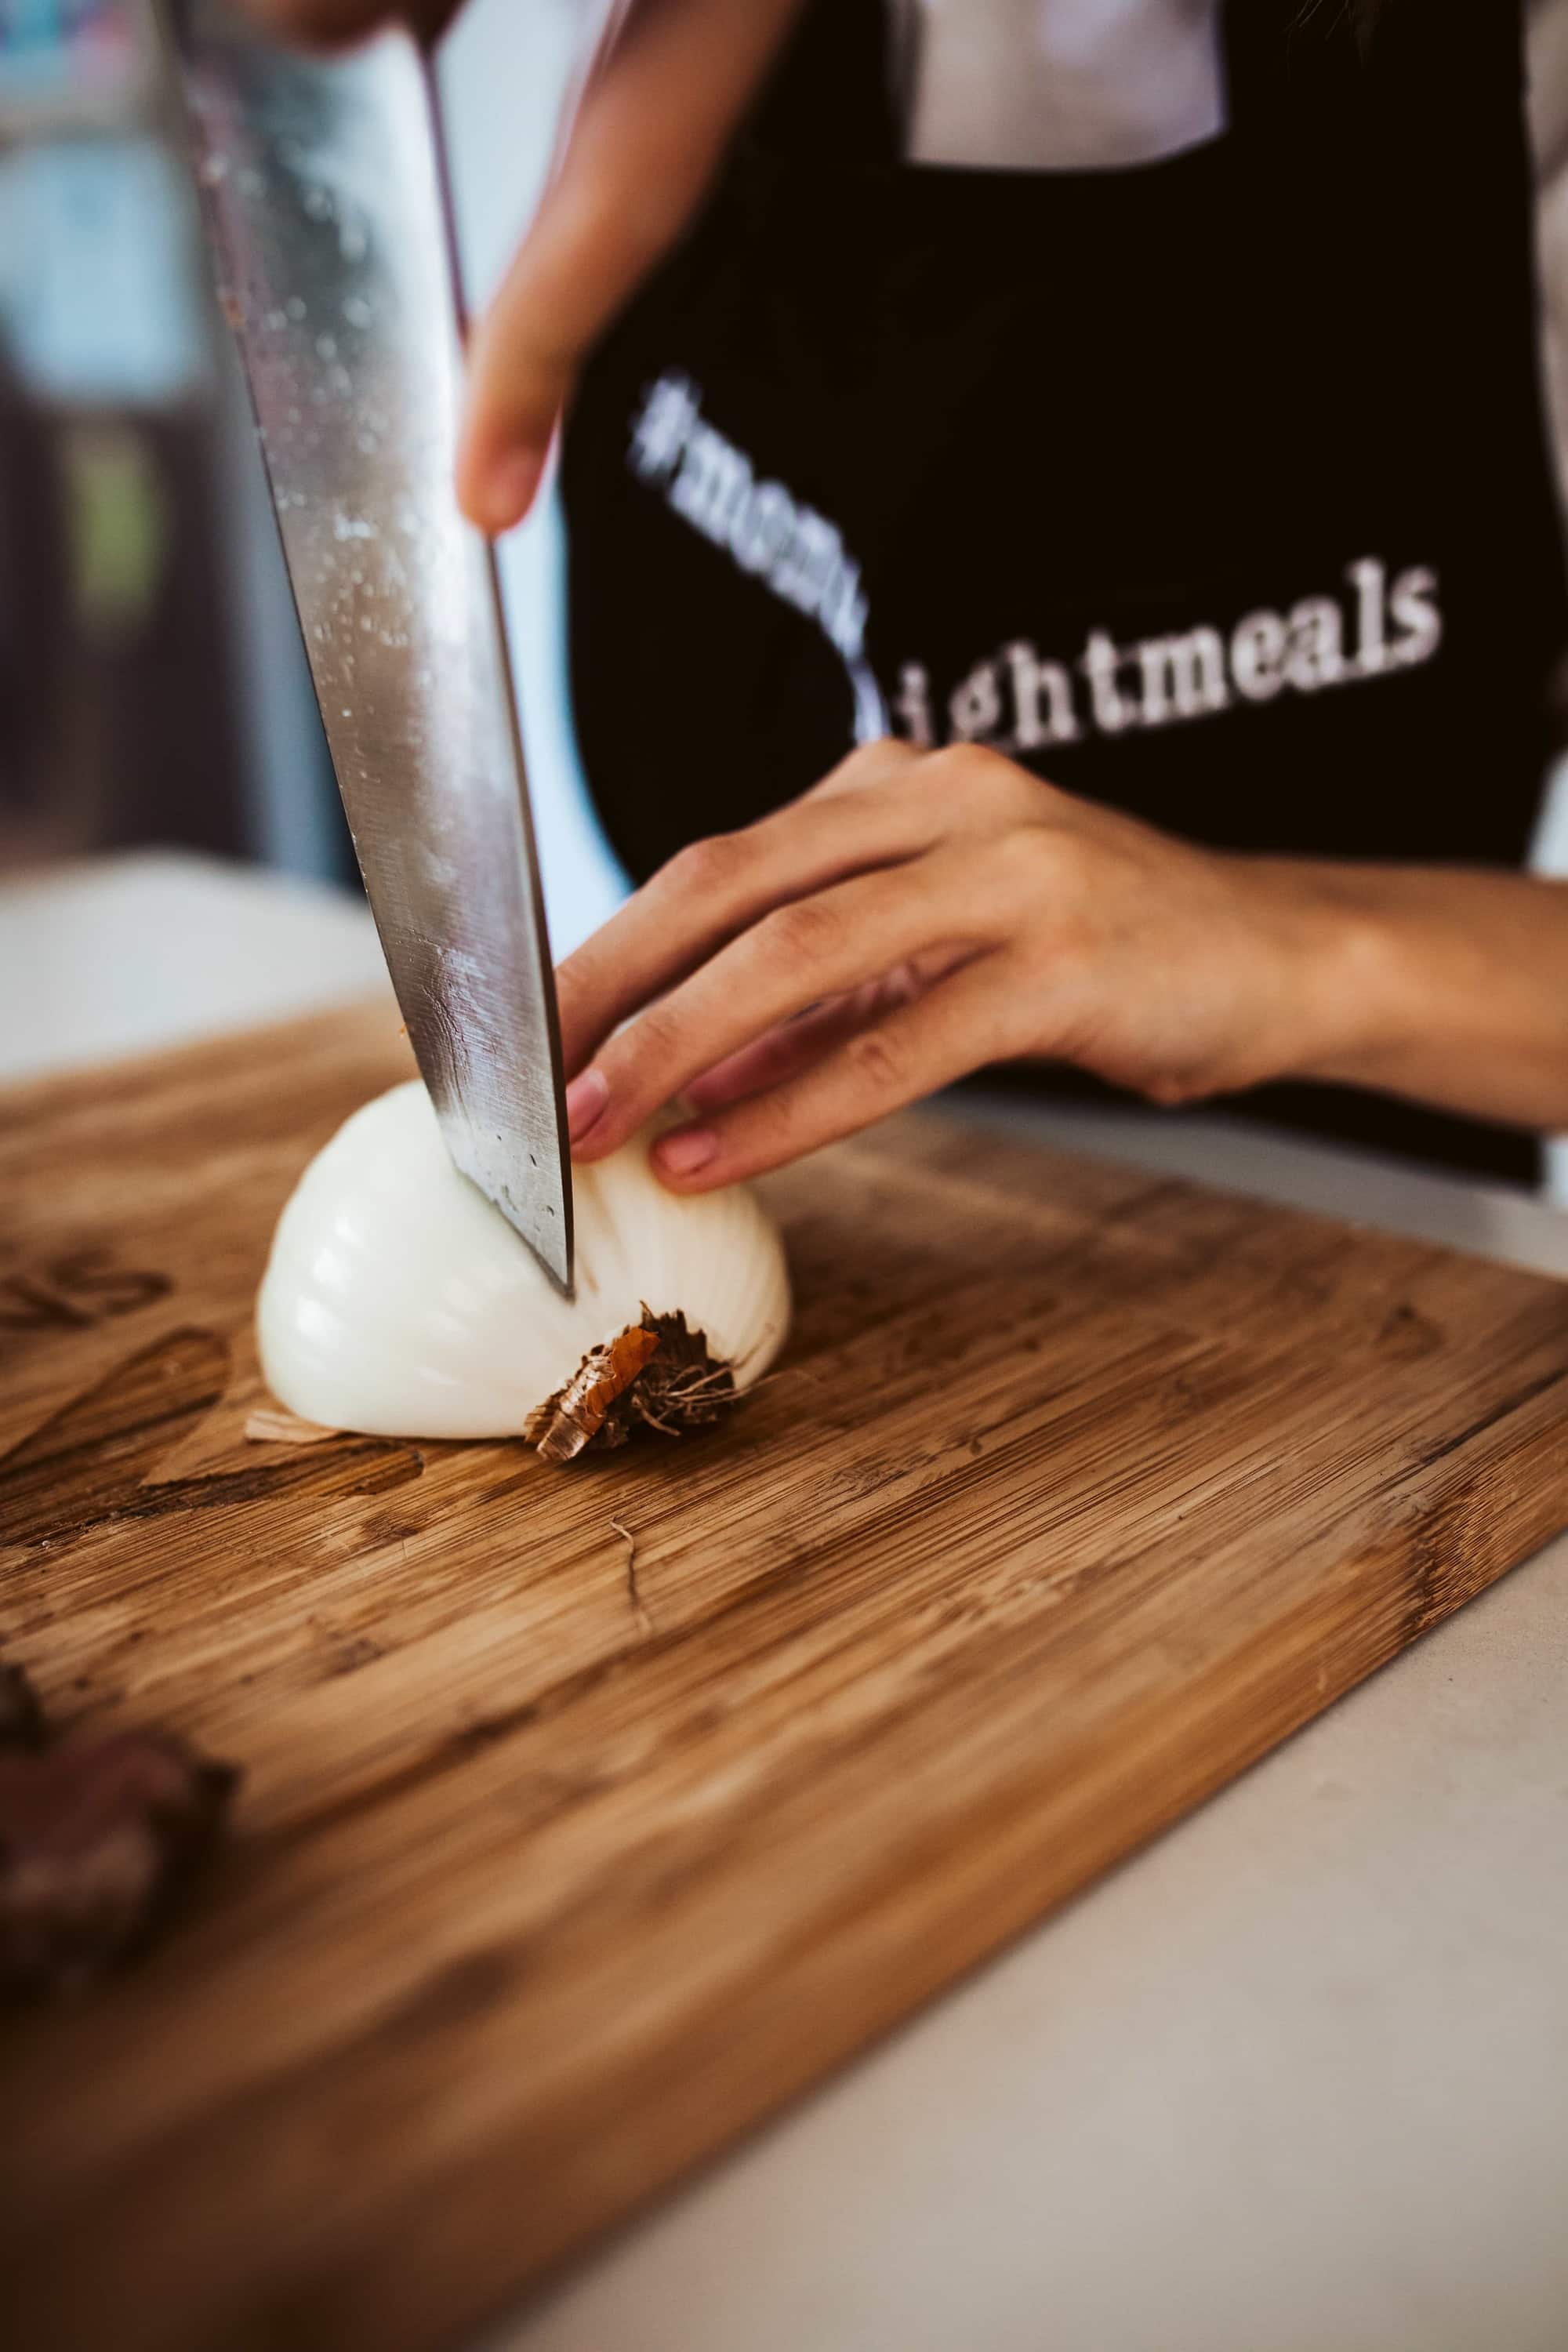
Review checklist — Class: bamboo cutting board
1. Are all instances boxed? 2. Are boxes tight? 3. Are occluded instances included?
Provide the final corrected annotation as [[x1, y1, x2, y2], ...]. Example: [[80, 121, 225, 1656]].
[[5, 1003, 1568, 2352]]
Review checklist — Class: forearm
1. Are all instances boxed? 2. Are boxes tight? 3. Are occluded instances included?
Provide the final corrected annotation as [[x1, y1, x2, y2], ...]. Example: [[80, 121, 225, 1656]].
[[1275, 861, 1568, 1131]]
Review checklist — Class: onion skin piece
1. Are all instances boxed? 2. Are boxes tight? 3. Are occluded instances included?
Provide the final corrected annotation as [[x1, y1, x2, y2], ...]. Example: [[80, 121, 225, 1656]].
[[525, 1321, 662, 1464], [524, 1309, 740, 1465]]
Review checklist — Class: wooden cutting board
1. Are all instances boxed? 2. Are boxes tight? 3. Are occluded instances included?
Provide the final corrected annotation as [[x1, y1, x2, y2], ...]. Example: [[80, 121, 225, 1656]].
[[5, 1003, 1568, 2351]]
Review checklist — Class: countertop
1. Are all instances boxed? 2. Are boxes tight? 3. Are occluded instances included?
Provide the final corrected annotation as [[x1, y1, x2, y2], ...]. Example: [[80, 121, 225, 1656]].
[[5, 851, 1567, 2352]]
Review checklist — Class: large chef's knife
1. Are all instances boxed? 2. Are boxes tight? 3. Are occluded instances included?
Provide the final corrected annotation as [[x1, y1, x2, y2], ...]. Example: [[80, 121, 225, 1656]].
[[162, 0, 574, 1293]]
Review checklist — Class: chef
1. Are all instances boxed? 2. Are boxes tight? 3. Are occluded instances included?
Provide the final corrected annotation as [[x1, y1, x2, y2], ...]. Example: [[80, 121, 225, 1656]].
[[257, 0, 1568, 1192]]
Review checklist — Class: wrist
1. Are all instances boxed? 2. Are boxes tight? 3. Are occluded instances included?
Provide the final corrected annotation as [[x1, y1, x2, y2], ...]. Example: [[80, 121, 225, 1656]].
[[1222, 860, 1568, 1132], [1243, 858, 1416, 1089]]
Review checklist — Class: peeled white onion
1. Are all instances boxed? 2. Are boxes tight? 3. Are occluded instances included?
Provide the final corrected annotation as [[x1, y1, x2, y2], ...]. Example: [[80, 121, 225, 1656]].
[[256, 1080, 791, 1445]]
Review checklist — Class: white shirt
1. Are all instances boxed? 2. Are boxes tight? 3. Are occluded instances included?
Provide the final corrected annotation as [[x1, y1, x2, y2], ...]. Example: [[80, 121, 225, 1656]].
[[895, 0, 1229, 170]]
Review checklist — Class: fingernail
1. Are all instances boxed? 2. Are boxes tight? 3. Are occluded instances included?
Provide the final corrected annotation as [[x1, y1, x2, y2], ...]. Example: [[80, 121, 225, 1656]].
[[655, 1125, 719, 1178], [566, 1066, 609, 1145], [481, 449, 541, 534]]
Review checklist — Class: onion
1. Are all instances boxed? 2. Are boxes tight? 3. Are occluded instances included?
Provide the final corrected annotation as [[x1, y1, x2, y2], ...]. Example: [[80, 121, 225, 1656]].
[[256, 1081, 791, 1458]]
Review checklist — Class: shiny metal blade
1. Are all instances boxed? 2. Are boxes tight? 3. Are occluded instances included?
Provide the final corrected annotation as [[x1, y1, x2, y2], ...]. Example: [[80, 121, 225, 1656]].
[[162, 2, 573, 1293]]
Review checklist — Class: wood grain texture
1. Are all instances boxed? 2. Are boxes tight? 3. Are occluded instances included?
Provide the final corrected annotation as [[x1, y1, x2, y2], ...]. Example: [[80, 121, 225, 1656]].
[[3, 1004, 1568, 2351]]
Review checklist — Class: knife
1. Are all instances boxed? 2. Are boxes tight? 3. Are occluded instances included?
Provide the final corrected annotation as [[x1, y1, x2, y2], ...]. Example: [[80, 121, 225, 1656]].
[[161, 0, 574, 1294]]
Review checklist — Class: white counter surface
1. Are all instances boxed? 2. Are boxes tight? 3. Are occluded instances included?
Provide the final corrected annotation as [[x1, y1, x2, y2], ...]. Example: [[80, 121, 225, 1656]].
[[6, 852, 1567, 2352]]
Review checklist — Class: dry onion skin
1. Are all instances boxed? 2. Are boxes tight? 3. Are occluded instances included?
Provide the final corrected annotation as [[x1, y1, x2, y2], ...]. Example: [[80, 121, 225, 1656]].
[[256, 1081, 790, 1457]]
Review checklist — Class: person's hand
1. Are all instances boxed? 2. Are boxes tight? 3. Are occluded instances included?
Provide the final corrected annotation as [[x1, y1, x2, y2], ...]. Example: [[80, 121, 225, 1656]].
[[557, 739, 1386, 1189], [247, 0, 807, 532]]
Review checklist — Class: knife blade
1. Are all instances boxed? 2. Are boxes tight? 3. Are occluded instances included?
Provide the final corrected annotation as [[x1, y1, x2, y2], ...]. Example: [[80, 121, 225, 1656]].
[[162, 0, 574, 1294]]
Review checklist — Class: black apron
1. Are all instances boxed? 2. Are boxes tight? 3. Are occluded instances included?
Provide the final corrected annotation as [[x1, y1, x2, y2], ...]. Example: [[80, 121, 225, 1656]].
[[560, 0, 1568, 1184]]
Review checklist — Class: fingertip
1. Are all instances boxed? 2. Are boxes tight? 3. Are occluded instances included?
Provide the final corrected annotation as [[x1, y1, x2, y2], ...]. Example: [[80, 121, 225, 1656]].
[[569, 1126, 619, 1167], [564, 1065, 608, 1143], [652, 1125, 720, 1185], [458, 445, 543, 538]]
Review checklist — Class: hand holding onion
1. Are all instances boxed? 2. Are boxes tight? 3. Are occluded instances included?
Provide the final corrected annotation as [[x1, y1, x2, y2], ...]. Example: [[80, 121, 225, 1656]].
[[559, 739, 1568, 1183]]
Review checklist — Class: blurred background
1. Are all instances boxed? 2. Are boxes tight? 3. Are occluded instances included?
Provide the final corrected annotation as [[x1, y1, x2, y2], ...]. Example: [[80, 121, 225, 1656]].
[[3, 0, 1568, 1099]]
